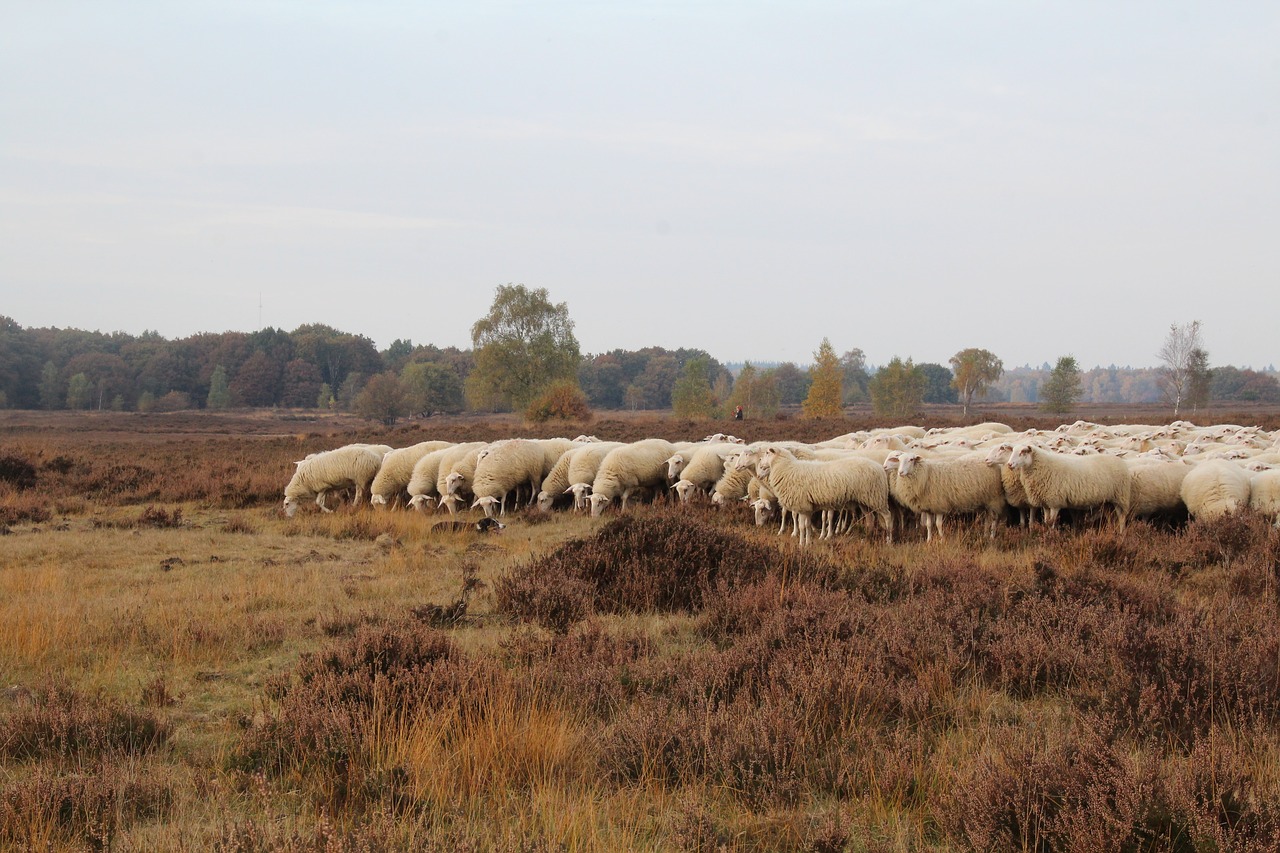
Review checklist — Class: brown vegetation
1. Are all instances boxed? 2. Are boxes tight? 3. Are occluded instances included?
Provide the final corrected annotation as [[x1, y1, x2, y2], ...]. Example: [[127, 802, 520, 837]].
[[2, 410, 1280, 849]]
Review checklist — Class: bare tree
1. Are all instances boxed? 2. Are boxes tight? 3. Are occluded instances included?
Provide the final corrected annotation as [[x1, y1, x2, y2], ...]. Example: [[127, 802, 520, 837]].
[[1157, 321, 1205, 417]]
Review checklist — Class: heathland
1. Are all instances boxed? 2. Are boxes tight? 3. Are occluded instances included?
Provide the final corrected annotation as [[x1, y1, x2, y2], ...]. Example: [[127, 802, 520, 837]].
[[2, 406, 1280, 851]]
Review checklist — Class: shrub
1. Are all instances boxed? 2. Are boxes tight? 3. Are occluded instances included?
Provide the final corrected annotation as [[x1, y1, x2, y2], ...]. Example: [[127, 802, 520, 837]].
[[0, 454, 37, 490], [525, 381, 593, 422]]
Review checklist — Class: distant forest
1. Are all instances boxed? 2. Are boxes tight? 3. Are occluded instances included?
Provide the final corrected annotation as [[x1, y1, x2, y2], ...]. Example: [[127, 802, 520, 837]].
[[0, 316, 1277, 413]]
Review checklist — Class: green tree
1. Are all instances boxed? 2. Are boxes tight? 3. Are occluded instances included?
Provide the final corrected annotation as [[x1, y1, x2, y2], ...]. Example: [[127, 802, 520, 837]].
[[38, 360, 62, 410], [727, 362, 781, 420], [919, 363, 958, 404], [354, 371, 407, 426], [949, 347, 1003, 416], [671, 355, 717, 419], [207, 365, 231, 409], [841, 349, 870, 404], [1040, 356, 1083, 414], [773, 362, 811, 406], [400, 362, 465, 416], [802, 338, 844, 418], [66, 372, 92, 410], [869, 357, 926, 419], [470, 284, 581, 410]]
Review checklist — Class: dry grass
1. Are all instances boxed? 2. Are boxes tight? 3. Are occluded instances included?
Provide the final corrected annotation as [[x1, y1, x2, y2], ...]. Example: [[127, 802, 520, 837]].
[[3, 410, 1280, 849]]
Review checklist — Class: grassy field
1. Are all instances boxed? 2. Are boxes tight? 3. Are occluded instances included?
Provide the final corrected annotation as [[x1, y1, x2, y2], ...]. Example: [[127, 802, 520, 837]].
[[2, 408, 1280, 851]]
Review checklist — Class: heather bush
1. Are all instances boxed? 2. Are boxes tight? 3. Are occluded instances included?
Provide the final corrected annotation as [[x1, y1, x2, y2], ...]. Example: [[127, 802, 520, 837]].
[[1, 681, 171, 762], [0, 453, 36, 490]]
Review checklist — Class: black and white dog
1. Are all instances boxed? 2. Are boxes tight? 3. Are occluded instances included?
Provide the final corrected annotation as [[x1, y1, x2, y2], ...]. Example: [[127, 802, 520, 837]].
[[432, 516, 506, 533]]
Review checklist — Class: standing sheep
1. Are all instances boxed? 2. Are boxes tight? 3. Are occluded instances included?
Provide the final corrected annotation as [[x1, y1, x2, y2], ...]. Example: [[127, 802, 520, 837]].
[[891, 451, 1007, 541], [1006, 444, 1132, 532], [1249, 469, 1280, 527], [1180, 460, 1251, 520], [407, 444, 480, 513], [472, 439, 564, 517], [283, 445, 384, 517], [757, 446, 893, 546], [562, 442, 626, 511], [588, 439, 678, 516], [369, 441, 455, 509], [431, 442, 489, 515]]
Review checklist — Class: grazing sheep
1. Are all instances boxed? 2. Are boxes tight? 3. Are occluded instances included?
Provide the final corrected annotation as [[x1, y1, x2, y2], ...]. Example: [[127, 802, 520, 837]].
[[433, 442, 490, 515], [555, 441, 625, 511], [472, 439, 564, 517], [537, 446, 581, 511], [588, 439, 678, 516], [369, 441, 456, 509], [283, 445, 384, 517], [407, 443, 482, 513], [1249, 469, 1280, 526], [668, 443, 741, 501], [1006, 444, 1132, 532], [757, 446, 893, 546], [710, 465, 756, 508], [891, 451, 1007, 541], [1180, 460, 1251, 520]]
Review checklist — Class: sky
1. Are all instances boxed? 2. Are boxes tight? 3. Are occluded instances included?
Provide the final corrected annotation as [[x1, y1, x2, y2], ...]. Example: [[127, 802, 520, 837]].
[[2, 1, 1278, 370]]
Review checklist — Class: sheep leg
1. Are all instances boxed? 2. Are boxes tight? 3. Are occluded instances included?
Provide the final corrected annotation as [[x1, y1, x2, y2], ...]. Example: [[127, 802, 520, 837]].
[[316, 491, 334, 513], [880, 509, 894, 544], [933, 513, 945, 541]]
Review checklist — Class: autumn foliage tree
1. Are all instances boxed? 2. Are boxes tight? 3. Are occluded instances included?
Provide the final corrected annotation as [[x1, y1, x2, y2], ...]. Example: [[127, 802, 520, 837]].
[[354, 371, 407, 426], [949, 348, 1003, 416], [468, 284, 581, 411], [671, 356, 718, 419], [802, 338, 843, 418]]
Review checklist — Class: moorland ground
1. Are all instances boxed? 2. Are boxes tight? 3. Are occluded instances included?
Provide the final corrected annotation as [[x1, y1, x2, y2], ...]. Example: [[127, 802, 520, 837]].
[[2, 406, 1280, 851]]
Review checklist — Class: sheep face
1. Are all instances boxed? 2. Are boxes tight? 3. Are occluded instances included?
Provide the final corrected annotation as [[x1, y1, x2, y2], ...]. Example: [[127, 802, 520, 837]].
[[673, 480, 699, 503], [445, 472, 466, 494], [984, 443, 1014, 467], [589, 494, 612, 517], [896, 453, 924, 478], [369, 494, 388, 506], [750, 498, 775, 526], [882, 451, 904, 472], [665, 454, 688, 480], [472, 496, 500, 517], [408, 495, 433, 513], [1007, 445, 1035, 470], [283, 497, 299, 518], [536, 490, 555, 512]]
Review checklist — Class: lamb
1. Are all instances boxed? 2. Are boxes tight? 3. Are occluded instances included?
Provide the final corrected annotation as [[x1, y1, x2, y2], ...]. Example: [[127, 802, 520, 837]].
[[1249, 469, 1280, 526], [557, 441, 626, 510], [283, 445, 384, 517], [471, 439, 570, 517], [756, 446, 893, 546], [1180, 460, 1252, 520], [890, 451, 1007, 541], [588, 439, 678, 516], [369, 441, 455, 509], [1006, 444, 1132, 532]]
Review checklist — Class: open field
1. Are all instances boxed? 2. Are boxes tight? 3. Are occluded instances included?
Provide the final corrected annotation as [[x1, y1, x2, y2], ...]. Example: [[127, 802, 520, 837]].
[[3, 408, 1280, 850]]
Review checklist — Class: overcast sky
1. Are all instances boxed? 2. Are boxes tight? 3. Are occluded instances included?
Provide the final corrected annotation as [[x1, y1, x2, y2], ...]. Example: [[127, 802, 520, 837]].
[[3, 1, 1277, 369]]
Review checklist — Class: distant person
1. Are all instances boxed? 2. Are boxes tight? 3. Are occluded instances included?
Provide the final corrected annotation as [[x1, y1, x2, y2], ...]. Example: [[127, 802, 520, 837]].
[[733, 405, 743, 421]]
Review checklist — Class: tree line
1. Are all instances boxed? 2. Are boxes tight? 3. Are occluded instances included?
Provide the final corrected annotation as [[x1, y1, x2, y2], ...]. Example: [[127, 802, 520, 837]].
[[1, 294, 1276, 422]]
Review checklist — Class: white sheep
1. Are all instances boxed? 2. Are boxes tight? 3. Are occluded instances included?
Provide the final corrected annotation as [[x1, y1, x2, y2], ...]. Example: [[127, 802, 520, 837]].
[[891, 451, 1007, 541], [1006, 444, 1132, 532], [668, 443, 740, 501], [432, 442, 490, 515], [1180, 459, 1252, 520], [369, 441, 455, 509], [982, 442, 1039, 527], [470, 439, 557, 517], [588, 439, 678, 516], [536, 445, 580, 512], [1248, 469, 1280, 527], [757, 446, 893, 546], [283, 445, 384, 517], [1124, 459, 1190, 523], [407, 444, 480, 513]]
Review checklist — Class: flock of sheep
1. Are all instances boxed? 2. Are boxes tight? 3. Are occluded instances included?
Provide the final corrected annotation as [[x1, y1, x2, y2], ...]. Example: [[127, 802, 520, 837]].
[[282, 420, 1280, 546]]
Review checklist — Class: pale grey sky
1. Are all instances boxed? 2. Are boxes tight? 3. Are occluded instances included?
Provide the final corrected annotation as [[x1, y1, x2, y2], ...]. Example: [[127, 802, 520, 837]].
[[2, 1, 1277, 368]]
